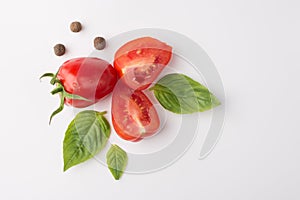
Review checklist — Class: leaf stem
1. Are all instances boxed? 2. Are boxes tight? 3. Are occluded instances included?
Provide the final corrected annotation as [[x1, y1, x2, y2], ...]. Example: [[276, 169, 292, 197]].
[[98, 111, 107, 115]]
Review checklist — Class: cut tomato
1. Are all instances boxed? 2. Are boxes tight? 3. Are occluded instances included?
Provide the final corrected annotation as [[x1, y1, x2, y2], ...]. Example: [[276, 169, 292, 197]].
[[112, 82, 160, 142], [114, 37, 172, 90]]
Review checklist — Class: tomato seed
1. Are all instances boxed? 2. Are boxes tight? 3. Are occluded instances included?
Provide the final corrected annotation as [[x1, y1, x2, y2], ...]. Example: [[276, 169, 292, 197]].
[[136, 49, 142, 54]]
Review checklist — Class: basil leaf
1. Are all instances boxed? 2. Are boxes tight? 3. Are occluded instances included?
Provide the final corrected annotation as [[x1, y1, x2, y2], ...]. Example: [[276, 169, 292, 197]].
[[150, 73, 221, 114], [106, 144, 128, 180], [63, 110, 110, 171]]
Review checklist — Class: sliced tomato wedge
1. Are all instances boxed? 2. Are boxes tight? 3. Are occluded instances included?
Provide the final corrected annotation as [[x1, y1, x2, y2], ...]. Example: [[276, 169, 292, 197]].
[[112, 82, 160, 142], [114, 37, 172, 90]]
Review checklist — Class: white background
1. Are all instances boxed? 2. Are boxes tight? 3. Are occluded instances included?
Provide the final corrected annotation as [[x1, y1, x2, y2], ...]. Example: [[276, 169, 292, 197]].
[[0, 0, 299, 199]]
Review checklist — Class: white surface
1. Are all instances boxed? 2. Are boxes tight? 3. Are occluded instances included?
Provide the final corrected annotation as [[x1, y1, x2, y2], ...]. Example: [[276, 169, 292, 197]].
[[0, 0, 299, 199]]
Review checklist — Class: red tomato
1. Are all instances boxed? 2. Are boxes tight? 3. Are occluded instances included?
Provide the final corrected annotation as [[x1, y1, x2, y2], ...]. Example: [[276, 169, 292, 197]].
[[57, 57, 118, 108], [114, 37, 172, 90], [112, 82, 160, 142]]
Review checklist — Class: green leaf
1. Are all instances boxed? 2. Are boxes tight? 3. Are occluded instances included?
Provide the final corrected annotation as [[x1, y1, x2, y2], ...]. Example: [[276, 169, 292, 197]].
[[106, 144, 128, 180], [150, 73, 221, 114], [63, 110, 110, 171]]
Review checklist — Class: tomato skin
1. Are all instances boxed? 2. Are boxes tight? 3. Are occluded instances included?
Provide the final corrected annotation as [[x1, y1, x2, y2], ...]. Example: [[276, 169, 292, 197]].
[[57, 57, 118, 108], [112, 82, 160, 142], [114, 37, 172, 90]]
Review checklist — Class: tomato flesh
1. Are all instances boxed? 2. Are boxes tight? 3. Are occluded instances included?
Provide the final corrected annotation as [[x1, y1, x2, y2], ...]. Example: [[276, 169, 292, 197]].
[[112, 82, 160, 142], [57, 57, 118, 108], [114, 37, 172, 90]]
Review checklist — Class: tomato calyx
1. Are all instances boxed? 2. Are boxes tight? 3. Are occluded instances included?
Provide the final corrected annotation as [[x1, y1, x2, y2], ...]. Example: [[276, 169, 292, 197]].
[[40, 72, 91, 124]]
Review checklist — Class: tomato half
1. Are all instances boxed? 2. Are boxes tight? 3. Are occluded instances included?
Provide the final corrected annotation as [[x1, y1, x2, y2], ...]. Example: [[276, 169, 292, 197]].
[[114, 37, 172, 90], [112, 82, 160, 142], [57, 57, 118, 108]]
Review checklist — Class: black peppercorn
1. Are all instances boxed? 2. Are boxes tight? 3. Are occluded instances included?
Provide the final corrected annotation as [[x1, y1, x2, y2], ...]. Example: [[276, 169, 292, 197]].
[[53, 44, 66, 56], [94, 37, 106, 50], [70, 21, 82, 33]]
